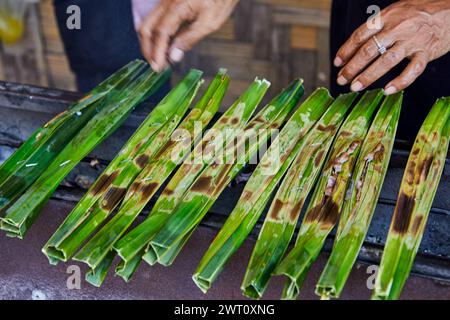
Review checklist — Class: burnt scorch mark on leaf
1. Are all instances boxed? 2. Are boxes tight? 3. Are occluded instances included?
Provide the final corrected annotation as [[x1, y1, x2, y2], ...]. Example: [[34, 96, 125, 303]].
[[317, 140, 362, 221], [252, 116, 266, 124], [157, 131, 167, 140], [132, 141, 143, 154], [270, 199, 284, 221], [246, 122, 256, 130], [432, 161, 441, 181], [101, 187, 127, 211], [352, 144, 385, 213], [416, 156, 434, 184], [305, 196, 339, 228], [279, 146, 295, 164], [372, 144, 385, 162], [219, 117, 229, 124], [199, 139, 209, 151], [406, 161, 416, 185], [315, 150, 325, 167], [135, 154, 150, 169], [247, 116, 269, 130], [431, 131, 439, 142], [162, 188, 174, 196], [211, 164, 233, 196], [139, 183, 159, 204], [325, 141, 360, 171], [419, 134, 427, 142], [340, 131, 352, 137], [155, 140, 175, 158], [129, 182, 141, 195], [290, 199, 305, 221], [411, 215, 424, 235], [241, 190, 253, 201], [318, 124, 336, 132], [90, 171, 119, 196], [191, 176, 213, 193], [393, 192, 415, 234], [260, 159, 273, 169], [211, 163, 219, 169]]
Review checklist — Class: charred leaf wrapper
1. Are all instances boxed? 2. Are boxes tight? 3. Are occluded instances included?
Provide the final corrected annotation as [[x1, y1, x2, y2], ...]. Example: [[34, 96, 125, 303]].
[[1, 60, 447, 300]]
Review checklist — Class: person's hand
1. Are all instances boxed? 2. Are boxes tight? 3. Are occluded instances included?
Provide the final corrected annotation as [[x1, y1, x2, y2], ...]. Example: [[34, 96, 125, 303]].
[[139, 0, 239, 72], [334, 0, 450, 95]]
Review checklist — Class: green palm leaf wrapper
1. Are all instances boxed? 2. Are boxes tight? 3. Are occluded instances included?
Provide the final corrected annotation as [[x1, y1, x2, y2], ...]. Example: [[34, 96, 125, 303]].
[[73, 76, 267, 278], [0, 60, 146, 212], [4, 56, 447, 297], [113, 78, 271, 269], [85, 250, 116, 287], [316, 92, 402, 299], [42, 69, 204, 265], [112, 71, 230, 282], [372, 97, 450, 300], [273, 89, 384, 300], [66, 71, 229, 281], [147, 79, 305, 267], [192, 87, 338, 294], [240, 92, 358, 299], [0, 64, 170, 238]]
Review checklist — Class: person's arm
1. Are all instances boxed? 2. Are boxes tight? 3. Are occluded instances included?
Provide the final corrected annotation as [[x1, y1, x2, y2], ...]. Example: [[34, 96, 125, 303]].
[[334, 0, 450, 95], [138, 0, 239, 72]]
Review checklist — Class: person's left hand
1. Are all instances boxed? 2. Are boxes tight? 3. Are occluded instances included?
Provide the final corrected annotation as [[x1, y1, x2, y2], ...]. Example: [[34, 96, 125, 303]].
[[334, 0, 450, 95]]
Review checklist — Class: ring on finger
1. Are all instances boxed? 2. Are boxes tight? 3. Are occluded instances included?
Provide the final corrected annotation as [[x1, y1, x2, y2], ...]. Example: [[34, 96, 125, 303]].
[[373, 36, 387, 55]]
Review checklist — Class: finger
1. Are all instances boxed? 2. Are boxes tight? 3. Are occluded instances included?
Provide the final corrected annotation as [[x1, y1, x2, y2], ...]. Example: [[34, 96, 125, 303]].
[[384, 53, 428, 95], [139, 6, 165, 65], [334, 22, 382, 67], [149, 12, 185, 71], [169, 17, 218, 62], [350, 44, 406, 91], [337, 32, 394, 86]]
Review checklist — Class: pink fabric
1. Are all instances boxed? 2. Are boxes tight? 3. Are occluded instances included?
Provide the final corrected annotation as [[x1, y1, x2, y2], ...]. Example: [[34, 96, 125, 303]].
[[131, 0, 160, 30]]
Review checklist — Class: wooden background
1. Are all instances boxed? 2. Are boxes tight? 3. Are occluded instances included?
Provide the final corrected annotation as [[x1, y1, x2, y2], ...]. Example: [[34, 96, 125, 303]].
[[0, 0, 331, 105]]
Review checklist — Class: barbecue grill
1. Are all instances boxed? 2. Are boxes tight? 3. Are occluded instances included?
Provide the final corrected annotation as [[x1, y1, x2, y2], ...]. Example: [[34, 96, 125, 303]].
[[0, 81, 449, 299]]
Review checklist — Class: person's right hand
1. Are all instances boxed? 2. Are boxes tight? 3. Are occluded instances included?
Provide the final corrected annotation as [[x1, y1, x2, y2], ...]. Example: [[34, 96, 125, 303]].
[[139, 0, 239, 72]]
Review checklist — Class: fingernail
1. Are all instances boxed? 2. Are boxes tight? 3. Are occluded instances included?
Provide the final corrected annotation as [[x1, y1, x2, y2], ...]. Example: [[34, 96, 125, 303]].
[[334, 56, 343, 67], [351, 81, 363, 92], [150, 60, 159, 72], [337, 75, 348, 86], [384, 86, 397, 95], [169, 47, 184, 63]]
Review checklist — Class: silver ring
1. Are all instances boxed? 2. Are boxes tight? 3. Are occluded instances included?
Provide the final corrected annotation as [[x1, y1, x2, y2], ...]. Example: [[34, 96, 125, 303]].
[[373, 36, 387, 55]]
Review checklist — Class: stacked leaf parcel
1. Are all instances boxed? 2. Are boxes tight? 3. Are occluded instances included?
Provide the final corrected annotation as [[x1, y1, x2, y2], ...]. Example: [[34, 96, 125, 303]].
[[44, 69, 230, 283], [75, 77, 305, 284], [1, 60, 449, 300], [0, 60, 170, 237]]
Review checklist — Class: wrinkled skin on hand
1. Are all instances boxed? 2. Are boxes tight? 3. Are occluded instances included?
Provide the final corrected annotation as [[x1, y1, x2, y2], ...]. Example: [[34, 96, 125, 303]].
[[334, 0, 450, 95], [139, 0, 239, 72]]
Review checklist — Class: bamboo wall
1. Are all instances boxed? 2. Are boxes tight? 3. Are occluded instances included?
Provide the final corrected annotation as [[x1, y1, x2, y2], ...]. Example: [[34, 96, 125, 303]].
[[0, 0, 331, 104], [178, 0, 332, 105]]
